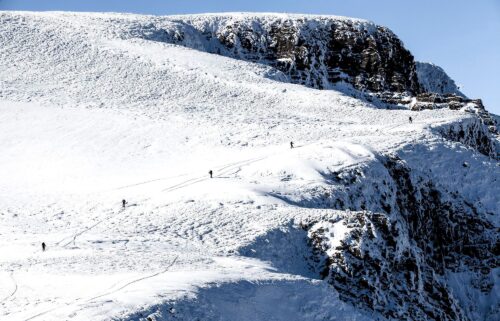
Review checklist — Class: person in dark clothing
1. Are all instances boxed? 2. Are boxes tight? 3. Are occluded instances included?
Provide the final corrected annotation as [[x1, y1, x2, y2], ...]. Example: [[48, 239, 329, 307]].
[[122, 199, 127, 208], [290, 141, 294, 149], [409, 116, 413, 124], [209, 170, 213, 178], [42, 242, 46, 252]]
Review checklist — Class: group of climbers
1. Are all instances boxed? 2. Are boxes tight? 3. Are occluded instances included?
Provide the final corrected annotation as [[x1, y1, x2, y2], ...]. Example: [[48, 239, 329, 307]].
[[40, 117, 417, 252]]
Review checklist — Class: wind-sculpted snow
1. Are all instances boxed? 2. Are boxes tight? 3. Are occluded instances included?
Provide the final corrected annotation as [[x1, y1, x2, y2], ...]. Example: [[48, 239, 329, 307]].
[[416, 62, 465, 97], [0, 11, 498, 321]]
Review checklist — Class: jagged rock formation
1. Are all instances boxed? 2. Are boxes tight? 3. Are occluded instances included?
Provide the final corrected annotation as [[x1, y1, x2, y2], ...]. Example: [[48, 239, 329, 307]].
[[299, 155, 498, 321], [411, 93, 479, 111], [127, 14, 497, 130], [134, 14, 422, 95]]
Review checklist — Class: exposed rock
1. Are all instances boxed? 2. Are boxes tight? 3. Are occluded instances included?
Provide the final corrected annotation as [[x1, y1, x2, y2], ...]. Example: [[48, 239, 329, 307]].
[[129, 15, 494, 118], [302, 156, 498, 321], [133, 14, 422, 95], [436, 118, 499, 159], [410, 93, 483, 111]]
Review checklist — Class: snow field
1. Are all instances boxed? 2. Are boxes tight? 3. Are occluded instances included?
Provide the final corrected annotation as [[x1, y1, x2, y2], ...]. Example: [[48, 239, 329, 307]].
[[0, 11, 497, 321]]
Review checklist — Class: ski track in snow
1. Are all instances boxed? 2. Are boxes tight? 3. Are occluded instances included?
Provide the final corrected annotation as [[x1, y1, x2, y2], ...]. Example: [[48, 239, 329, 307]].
[[86, 255, 179, 303], [23, 256, 179, 321], [54, 155, 271, 250], [58, 209, 119, 248], [162, 156, 267, 192], [0, 270, 18, 303]]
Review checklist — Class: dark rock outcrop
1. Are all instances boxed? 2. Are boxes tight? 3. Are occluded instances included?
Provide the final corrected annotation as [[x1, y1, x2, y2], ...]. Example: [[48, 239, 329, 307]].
[[134, 15, 422, 95], [436, 118, 499, 159], [130, 14, 496, 123], [213, 17, 420, 94], [301, 156, 498, 321]]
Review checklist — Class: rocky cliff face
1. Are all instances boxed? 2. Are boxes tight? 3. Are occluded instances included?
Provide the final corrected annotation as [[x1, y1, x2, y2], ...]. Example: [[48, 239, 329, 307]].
[[128, 14, 497, 123], [436, 118, 499, 159], [292, 153, 498, 321], [134, 14, 422, 95], [197, 16, 420, 94]]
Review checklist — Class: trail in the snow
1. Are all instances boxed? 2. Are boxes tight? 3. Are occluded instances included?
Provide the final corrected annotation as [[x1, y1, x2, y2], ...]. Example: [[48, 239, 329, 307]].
[[113, 173, 190, 191], [55, 208, 118, 248], [24, 256, 179, 321], [86, 255, 179, 303], [113, 142, 319, 195], [53, 155, 275, 252], [0, 270, 18, 303], [159, 143, 320, 194], [161, 156, 268, 193]]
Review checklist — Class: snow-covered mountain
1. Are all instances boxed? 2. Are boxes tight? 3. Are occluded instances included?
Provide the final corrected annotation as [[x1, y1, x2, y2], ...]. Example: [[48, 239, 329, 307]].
[[0, 11, 498, 321], [416, 62, 465, 97]]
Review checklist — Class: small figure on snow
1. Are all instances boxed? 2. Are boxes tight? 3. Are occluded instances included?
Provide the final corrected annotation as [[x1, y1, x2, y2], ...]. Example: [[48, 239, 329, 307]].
[[42, 242, 46, 252], [209, 170, 213, 178], [290, 141, 294, 149], [409, 116, 413, 124], [122, 199, 127, 208]]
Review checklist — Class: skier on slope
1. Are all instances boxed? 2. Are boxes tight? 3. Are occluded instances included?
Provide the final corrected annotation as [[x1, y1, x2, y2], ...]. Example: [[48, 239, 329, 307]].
[[290, 141, 294, 149], [409, 116, 413, 124], [122, 199, 127, 208], [42, 242, 46, 252], [209, 170, 213, 178]]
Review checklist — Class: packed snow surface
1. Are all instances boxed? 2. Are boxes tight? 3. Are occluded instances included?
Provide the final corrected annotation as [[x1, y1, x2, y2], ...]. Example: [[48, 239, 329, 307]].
[[0, 11, 498, 321]]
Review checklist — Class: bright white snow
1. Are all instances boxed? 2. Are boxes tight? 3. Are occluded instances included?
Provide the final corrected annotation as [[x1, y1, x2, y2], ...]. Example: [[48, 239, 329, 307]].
[[0, 11, 498, 321]]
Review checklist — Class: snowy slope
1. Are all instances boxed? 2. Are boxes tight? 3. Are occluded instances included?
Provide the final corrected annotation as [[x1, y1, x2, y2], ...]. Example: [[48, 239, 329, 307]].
[[416, 62, 465, 97], [0, 11, 498, 321]]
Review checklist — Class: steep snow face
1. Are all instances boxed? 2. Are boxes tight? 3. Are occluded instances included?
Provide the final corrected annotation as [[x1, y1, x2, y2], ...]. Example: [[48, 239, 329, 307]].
[[0, 11, 498, 321], [416, 62, 465, 97]]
